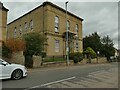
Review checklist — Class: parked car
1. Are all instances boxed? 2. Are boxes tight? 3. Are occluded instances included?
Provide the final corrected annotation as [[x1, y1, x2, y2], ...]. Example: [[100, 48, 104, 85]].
[[0, 59, 27, 80]]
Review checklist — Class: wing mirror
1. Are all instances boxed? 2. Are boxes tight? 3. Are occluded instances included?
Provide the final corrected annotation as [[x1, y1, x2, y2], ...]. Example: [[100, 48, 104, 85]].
[[2, 62, 8, 66]]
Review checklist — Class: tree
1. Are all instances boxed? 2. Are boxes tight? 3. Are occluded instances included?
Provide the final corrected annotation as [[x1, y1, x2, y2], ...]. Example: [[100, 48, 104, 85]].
[[101, 35, 115, 62], [2, 41, 12, 58], [83, 32, 101, 53], [83, 47, 97, 63], [2, 39, 25, 58], [83, 32, 115, 62], [6, 38, 25, 52], [23, 32, 47, 68]]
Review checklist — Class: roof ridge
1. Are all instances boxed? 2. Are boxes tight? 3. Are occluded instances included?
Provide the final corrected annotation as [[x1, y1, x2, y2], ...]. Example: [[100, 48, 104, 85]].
[[8, 1, 83, 25]]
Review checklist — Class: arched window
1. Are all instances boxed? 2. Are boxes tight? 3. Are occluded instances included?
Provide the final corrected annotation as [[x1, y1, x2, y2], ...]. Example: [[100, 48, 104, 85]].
[[25, 22, 28, 32], [75, 24, 78, 32], [14, 27, 17, 38], [55, 16, 59, 32], [19, 25, 22, 35], [30, 20, 33, 30], [67, 20, 70, 31], [55, 39, 60, 52]]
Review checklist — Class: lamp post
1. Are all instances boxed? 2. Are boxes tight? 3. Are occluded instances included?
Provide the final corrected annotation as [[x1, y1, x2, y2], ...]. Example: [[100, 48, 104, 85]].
[[65, 1, 69, 65], [97, 51, 100, 63]]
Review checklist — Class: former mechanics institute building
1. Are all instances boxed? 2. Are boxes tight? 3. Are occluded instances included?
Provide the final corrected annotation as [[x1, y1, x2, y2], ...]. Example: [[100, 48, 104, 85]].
[[7, 2, 83, 57]]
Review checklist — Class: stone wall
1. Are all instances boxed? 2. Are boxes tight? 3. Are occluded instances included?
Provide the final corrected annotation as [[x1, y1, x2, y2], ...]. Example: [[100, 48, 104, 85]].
[[33, 56, 42, 68], [3, 52, 42, 68], [82, 57, 107, 64], [4, 51, 24, 65]]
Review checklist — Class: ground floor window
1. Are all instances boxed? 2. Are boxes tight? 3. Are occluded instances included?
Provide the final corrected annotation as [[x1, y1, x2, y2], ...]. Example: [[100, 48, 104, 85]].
[[55, 40, 59, 52]]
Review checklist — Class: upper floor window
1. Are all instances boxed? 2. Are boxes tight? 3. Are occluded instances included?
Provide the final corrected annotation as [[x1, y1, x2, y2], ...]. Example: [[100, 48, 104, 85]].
[[19, 25, 22, 35], [55, 16, 59, 32], [76, 41, 79, 51], [76, 24, 78, 32], [14, 27, 17, 38], [25, 22, 28, 32], [67, 20, 70, 31], [55, 39, 59, 52], [30, 20, 33, 30], [74, 40, 79, 52]]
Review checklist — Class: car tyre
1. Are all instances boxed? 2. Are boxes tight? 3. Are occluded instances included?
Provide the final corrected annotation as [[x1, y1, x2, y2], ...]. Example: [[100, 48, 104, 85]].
[[11, 69, 23, 80]]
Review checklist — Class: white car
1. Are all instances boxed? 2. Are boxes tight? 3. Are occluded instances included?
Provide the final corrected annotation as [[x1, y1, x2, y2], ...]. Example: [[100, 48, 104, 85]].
[[0, 59, 27, 80]]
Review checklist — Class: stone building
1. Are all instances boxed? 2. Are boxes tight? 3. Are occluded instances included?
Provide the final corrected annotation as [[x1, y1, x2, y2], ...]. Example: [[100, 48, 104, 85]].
[[0, 2, 9, 45], [7, 2, 83, 57]]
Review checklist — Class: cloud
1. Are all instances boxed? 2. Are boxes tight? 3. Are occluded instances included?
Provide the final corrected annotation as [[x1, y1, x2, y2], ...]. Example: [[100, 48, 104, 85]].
[[3, 2, 42, 23], [2, 1, 118, 49], [1, 0, 119, 2]]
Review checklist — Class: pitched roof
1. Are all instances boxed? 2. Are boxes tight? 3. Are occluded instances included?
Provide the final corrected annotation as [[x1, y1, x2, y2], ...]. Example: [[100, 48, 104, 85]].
[[0, 2, 9, 11], [8, 1, 83, 25], [43, 1, 83, 21]]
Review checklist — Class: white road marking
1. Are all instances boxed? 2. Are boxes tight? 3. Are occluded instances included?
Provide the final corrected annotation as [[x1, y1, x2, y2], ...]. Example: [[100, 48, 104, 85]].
[[89, 70, 105, 75], [29, 76, 76, 89]]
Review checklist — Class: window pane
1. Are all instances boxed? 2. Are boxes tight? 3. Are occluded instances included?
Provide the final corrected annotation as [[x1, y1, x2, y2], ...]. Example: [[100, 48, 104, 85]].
[[55, 16, 59, 23], [55, 16, 59, 32], [55, 40, 59, 52], [76, 24, 78, 32], [55, 27, 58, 32], [20, 25, 22, 35], [55, 23, 59, 27], [76, 42, 79, 51], [14, 27, 17, 38], [30, 20, 33, 30], [25, 22, 28, 32], [67, 20, 70, 31]]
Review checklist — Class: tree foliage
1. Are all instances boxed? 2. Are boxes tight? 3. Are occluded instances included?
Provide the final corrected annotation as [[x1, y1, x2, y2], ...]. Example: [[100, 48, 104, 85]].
[[23, 32, 47, 68], [83, 32, 101, 53], [101, 35, 115, 61], [69, 52, 83, 64], [2, 41, 12, 58], [83, 47, 97, 59], [2, 39, 25, 58], [83, 32, 115, 61], [6, 38, 25, 52]]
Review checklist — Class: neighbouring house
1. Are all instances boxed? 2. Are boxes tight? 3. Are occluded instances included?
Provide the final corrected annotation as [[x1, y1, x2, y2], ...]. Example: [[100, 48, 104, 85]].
[[0, 2, 9, 45], [0, 2, 8, 58], [7, 1, 83, 58]]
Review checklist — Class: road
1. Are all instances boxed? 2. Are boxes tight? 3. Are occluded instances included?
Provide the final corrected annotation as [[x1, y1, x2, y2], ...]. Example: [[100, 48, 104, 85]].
[[2, 62, 118, 89]]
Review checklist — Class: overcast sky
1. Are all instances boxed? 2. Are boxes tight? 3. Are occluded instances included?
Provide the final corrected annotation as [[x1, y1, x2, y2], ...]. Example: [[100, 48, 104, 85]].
[[1, 0, 119, 49]]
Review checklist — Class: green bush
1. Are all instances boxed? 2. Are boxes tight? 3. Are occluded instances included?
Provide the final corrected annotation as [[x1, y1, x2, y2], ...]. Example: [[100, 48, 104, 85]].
[[83, 47, 97, 59], [69, 52, 83, 64], [2, 42, 12, 58], [73, 56, 79, 64], [69, 53, 75, 60], [41, 52, 46, 58]]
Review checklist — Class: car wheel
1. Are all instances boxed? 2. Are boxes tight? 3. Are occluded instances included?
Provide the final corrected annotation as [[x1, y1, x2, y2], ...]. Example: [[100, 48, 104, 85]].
[[11, 69, 23, 80]]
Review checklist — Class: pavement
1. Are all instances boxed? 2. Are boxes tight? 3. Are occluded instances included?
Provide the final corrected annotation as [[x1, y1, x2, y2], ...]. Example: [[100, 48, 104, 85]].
[[27, 62, 110, 72]]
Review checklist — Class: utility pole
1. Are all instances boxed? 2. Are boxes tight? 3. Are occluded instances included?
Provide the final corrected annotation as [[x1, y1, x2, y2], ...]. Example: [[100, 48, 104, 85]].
[[65, 1, 69, 65]]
